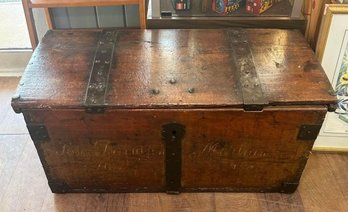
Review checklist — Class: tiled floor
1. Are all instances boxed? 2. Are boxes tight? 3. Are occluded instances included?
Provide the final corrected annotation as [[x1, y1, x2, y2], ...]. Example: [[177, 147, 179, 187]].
[[0, 77, 348, 211]]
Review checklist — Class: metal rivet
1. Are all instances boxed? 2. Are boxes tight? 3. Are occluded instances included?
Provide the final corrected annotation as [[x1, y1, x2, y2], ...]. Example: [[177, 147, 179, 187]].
[[152, 89, 160, 95], [275, 62, 281, 68], [169, 78, 177, 84], [89, 84, 96, 89], [105, 60, 110, 64], [20, 82, 24, 86], [95, 59, 101, 64], [97, 70, 104, 76], [245, 70, 250, 74], [91, 98, 97, 104], [96, 83, 105, 92], [12, 94, 20, 100], [188, 88, 195, 93]]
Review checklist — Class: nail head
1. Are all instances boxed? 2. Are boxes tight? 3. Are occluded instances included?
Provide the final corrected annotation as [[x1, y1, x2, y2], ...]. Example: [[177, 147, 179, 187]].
[[188, 88, 195, 93], [169, 78, 177, 84]]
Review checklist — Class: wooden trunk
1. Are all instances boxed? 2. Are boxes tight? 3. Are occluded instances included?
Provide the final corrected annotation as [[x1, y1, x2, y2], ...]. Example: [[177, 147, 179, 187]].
[[12, 29, 336, 194]]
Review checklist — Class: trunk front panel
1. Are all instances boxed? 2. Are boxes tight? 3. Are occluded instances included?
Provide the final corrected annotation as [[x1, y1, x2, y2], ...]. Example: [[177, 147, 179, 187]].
[[25, 106, 326, 192]]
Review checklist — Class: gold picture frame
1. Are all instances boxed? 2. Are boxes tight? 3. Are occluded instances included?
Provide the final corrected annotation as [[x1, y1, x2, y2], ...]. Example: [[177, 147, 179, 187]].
[[316, 4, 348, 62], [314, 4, 348, 152]]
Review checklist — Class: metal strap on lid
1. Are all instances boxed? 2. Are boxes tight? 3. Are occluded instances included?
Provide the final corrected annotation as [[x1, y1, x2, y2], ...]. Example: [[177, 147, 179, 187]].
[[84, 30, 118, 113], [229, 29, 268, 111]]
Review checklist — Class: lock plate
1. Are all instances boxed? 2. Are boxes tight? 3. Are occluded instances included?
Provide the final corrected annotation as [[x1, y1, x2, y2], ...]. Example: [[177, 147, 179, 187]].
[[162, 123, 186, 194]]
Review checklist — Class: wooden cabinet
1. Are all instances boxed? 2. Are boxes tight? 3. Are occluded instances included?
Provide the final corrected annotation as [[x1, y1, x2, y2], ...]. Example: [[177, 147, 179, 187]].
[[147, 0, 305, 29]]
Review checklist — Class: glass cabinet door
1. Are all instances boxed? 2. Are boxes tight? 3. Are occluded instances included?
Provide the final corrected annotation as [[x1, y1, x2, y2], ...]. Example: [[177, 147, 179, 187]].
[[151, 0, 304, 19]]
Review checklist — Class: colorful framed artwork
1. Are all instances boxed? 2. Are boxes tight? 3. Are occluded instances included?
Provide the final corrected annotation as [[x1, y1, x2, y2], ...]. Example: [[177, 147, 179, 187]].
[[315, 4, 348, 152]]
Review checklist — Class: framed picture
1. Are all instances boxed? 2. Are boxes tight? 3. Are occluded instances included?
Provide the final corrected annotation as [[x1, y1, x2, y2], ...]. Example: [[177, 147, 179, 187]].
[[315, 4, 348, 152]]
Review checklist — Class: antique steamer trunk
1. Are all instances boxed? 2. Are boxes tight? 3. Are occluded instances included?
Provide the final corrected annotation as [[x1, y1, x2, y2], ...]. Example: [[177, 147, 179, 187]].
[[11, 29, 336, 194]]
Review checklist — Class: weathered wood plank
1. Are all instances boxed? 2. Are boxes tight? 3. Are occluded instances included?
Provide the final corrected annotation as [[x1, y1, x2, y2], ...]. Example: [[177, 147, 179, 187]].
[[299, 153, 348, 211], [96, 6, 125, 27], [19, 106, 326, 193], [0, 136, 48, 212], [0, 136, 28, 205], [326, 154, 348, 198], [67, 7, 98, 28]]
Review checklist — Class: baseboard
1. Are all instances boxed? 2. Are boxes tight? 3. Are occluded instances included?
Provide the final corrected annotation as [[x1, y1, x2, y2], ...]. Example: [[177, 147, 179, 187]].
[[312, 146, 348, 153], [0, 50, 31, 77], [0, 68, 24, 77], [313, 136, 348, 152]]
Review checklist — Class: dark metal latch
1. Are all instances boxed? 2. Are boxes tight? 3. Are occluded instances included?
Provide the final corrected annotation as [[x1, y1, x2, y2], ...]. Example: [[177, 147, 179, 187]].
[[162, 123, 186, 194]]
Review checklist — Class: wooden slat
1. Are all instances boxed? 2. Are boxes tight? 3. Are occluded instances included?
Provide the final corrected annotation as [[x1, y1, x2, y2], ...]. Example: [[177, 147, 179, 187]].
[[22, 0, 39, 49], [96, 6, 125, 27], [0, 136, 48, 212], [139, 0, 146, 28], [44, 8, 53, 29], [326, 154, 348, 198], [299, 153, 348, 211], [30, 0, 139, 8], [0, 136, 28, 204], [67, 7, 98, 28], [125, 5, 141, 27]]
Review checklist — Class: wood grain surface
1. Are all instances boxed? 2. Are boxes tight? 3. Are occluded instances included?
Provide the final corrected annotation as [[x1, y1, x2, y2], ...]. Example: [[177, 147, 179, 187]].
[[12, 29, 336, 113], [22, 106, 326, 192], [1, 78, 348, 211]]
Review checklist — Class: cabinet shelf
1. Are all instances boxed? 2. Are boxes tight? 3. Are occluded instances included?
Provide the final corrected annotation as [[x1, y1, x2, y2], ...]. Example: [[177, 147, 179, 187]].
[[147, 0, 305, 30]]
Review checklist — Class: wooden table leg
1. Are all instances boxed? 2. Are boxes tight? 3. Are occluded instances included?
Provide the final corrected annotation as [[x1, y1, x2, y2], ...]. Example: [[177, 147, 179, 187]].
[[139, 0, 146, 29], [44, 8, 53, 29], [22, 0, 39, 49]]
